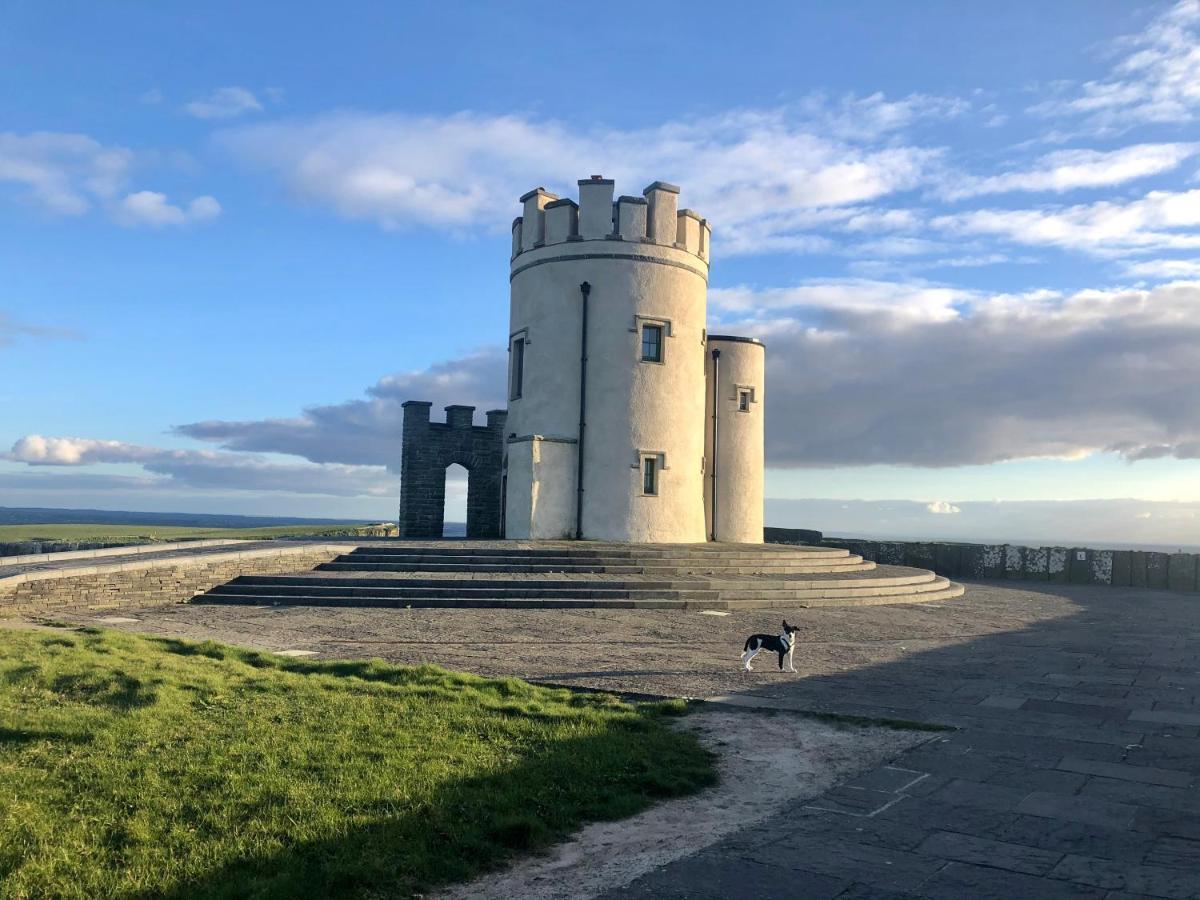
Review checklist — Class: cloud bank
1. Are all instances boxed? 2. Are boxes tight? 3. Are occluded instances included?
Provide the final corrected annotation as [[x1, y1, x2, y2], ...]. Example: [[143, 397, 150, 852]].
[[5, 435, 397, 497], [216, 96, 958, 254], [151, 280, 1200, 477]]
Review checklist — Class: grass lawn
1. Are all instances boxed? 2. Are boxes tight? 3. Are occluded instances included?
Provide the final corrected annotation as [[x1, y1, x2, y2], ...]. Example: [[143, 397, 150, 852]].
[[0, 523, 387, 543], [0, 628, 715, 898]]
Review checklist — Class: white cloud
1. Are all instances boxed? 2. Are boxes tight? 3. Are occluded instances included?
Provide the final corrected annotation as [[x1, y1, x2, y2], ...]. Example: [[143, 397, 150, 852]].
[[116, 191, 221, 227], [8, 435, 149, 465], [943, 143, 1199, 199], [1124, 258, 1200, 279], [933, 187, 1200, 255], [0, 131, 220, 226], [5, 434, 395, 497], [925, 500, 962, 515], [1028, 1, 1200, 132], [710, 279, 971, 326], [0, 131, 132, 215], [184, 86, 264, 120], [216, 99, 953, 254]]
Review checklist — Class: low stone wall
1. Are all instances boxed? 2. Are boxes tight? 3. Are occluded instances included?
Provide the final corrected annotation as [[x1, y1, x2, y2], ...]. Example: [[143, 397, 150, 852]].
[[0, 525, 398, 560], [763, 526, 824, 546], [0, 539, 154, 558], [821, 538, 1200, 592], [0, 545, 343, 616]]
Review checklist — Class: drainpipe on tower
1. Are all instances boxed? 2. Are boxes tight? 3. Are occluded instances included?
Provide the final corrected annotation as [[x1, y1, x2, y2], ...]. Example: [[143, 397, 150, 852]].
[[710, 347, 721, 542], [576, 281, 590, 540]]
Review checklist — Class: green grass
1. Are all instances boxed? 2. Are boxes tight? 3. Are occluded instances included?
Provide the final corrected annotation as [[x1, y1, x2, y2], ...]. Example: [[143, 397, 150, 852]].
[[0, 523, 388, 543], [0, 629, 715, 899]]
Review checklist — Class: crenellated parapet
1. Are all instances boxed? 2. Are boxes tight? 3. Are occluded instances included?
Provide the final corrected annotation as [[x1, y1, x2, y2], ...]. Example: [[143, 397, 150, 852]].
[[510, 176, 710, 269]]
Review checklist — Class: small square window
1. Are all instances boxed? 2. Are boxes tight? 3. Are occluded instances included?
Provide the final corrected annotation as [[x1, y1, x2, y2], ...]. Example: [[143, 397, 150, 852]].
[[510, 337, 525, 400], [641, 324, 663, 362], [642, 456, 658, 495], [738, 390, 751, 412]]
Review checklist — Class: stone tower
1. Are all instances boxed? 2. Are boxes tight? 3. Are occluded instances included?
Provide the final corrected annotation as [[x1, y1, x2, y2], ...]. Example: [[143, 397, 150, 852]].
[[503, 177, 764, 543]]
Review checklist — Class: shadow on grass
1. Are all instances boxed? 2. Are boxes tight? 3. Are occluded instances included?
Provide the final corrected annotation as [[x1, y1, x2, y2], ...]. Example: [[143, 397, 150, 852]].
[[147, 713, 715, 900], [0, 727, 93, 747], [49, 670, 158, 711], [148, 636, 640, 712]]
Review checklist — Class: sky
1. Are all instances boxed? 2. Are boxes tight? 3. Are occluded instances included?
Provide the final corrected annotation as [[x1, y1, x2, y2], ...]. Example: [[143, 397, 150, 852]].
[[3, 0, 1200, 546]]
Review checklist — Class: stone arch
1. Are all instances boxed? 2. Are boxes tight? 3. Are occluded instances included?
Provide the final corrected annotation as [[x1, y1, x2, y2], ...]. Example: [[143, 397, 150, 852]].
[[398, 402, 507, 538]]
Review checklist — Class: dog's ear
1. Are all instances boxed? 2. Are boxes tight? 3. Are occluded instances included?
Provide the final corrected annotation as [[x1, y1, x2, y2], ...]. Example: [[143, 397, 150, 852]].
[[782, 619, 789, 629]]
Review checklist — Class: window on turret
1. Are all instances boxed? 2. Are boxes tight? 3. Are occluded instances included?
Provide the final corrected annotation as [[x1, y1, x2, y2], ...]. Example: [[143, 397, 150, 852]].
[[738, 390, 751, 412], [510, 337, 525, 400], [641, 324, 663, 362], [642, 456, 658, 495]]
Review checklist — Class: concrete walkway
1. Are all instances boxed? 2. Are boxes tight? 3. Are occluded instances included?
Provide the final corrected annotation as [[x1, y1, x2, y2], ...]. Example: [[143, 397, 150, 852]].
[[606, 583, 1200, 900], [39, 579, 1200, 899]]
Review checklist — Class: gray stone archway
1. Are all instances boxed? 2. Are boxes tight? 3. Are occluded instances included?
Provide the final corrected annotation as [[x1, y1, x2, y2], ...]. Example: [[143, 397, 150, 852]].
[[398, 402, 507, 538]]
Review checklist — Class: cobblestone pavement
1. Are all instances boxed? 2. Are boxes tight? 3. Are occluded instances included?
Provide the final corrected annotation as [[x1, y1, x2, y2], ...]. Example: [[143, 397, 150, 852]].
[[47, 580, 1200, 899]]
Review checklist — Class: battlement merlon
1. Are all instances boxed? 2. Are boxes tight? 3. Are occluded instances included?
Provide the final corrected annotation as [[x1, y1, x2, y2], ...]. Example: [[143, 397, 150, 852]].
[[519, 187, 558, 252], [402, 402, 503, 433], [401, 400, 433, 431], [510, 177, 710, 270]]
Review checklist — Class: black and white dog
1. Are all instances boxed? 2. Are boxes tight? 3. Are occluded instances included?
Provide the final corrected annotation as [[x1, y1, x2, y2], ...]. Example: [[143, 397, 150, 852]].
[[741, 620, 799, 672]]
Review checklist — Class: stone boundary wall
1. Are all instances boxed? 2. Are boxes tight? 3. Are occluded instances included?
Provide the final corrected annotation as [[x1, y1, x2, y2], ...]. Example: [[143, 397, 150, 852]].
[[1, 539, 160, 558], [763, 526, 824, 546], [0, 545, 344, 616], [0, 539, 244, 566], [0, 525, 399, 560], [819, 538, 1200, 593]]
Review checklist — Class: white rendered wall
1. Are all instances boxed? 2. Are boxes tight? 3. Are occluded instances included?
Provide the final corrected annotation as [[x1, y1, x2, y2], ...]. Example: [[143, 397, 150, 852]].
[[703, 337, 765, 543], [506, 179, 709, 542], [504, 438, 577, 539]]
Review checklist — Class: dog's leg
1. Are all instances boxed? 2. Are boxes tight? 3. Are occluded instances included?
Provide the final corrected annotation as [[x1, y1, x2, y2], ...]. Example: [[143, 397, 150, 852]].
[[741, 647, 758, 670], [786, 646, 797, 673], [777, 650, 786, 671]]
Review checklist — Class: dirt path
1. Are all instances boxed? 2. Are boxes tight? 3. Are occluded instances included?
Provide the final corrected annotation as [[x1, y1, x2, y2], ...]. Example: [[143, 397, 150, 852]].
[[439, 707, 931, 900]]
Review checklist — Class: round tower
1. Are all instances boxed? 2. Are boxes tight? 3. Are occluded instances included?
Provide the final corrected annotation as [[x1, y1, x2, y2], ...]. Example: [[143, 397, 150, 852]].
[[704, 336, 765, 543], [504, 177, 711, 542]]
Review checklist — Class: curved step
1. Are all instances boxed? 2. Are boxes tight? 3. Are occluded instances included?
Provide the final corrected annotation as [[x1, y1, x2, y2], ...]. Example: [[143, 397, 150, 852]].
[[334, 546, 854, 561], [195, 582, 965, 610], [189, 541, 966, 610], [234, 570, 929, 590], [727, 582, 967, 608], [316, 561, 877, 576]]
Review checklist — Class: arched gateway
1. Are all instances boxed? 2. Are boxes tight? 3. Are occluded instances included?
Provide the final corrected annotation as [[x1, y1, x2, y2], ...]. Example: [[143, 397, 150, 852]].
[[397, 402, 506, 538]]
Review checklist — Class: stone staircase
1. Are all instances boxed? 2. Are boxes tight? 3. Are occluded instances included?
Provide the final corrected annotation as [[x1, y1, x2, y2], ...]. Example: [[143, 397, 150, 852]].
[[192, 541, 965, 610]]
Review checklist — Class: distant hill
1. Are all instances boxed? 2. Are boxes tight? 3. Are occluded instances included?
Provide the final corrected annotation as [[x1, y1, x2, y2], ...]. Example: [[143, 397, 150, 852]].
[[0, 507, 379, 529]]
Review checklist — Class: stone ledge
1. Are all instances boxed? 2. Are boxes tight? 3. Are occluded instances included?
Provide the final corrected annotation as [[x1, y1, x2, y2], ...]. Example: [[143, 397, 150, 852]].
[[0, 544, 345, 614], [0, 538, 247, 567]]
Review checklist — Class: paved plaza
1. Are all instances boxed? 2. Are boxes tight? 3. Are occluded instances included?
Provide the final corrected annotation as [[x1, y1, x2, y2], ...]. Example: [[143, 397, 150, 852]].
[[45, 579, 1200, 899]]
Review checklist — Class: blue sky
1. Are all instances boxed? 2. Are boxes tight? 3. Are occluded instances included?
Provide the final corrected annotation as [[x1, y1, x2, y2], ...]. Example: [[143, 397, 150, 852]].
[[3, 1, 1200, 545]]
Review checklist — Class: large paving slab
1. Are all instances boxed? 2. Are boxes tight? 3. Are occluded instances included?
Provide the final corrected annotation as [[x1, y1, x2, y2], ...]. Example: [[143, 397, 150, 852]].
[[34, 578, 1200, 899]]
